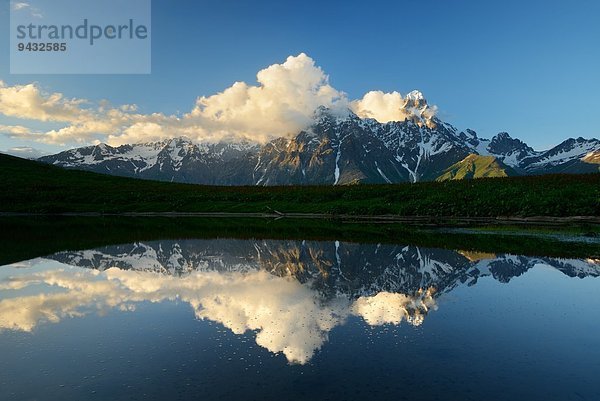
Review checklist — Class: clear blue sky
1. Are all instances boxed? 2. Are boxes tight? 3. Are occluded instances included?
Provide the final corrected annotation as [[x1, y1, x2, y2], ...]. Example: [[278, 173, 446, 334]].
[[1, 0, 599, 153]]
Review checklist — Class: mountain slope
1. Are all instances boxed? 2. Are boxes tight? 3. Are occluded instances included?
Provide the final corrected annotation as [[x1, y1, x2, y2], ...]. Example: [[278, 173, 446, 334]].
[[583, 150, 600, 164], [436, 154, 516, 181], [38, 137, 260, 185], [253, 112, 409, 185]]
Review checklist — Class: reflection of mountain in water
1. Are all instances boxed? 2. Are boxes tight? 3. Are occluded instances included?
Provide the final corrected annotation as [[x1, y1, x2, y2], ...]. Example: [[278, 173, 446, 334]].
[[1, 240, 597, 364], [47, 239, 600, 298]]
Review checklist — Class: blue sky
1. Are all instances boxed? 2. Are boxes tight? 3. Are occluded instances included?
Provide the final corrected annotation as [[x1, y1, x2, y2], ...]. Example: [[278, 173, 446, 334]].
[[1, 0, 599, 154]]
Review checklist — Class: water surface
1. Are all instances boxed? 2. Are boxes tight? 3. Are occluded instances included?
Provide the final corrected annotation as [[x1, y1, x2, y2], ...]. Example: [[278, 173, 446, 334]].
[[1, 231, 599, 400]]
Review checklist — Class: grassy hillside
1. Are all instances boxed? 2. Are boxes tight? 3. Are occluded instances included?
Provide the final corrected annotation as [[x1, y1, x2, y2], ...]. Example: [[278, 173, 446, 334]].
[[0, 153, 599, 217], [583, 151, 600, 165], [436, 154, 515, 181]]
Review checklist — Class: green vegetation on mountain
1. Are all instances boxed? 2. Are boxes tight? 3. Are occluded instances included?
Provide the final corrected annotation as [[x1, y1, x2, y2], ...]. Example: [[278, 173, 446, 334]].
[[436, 154, 515, 181], [583, 151, 600, 165], [0, 153, 599, 217]]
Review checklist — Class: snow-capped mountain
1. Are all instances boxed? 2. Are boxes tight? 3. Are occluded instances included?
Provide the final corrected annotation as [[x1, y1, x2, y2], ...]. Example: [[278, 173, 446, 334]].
[[517, 137, 600, 174], [39, 93, 600, 185], [39, 137, 260, 184], [46, 239, 599, 300]]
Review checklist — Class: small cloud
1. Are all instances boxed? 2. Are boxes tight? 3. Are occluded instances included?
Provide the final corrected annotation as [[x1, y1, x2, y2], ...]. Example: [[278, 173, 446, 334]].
[[120, 104, 138, 112], [350, 90, 438, 126], [2, 146, 48, 159], [0, 124, 33, 135], [11, 2, 30, 10], [10, 2, 43, 18]]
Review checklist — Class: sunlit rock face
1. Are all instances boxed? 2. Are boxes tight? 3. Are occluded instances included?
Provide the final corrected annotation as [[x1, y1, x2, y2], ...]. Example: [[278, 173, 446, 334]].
[[0, 240, 598, 364]]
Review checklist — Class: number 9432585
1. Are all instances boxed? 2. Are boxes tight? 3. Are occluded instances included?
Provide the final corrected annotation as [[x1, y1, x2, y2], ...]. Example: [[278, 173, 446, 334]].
[[17, 43, 67, 51]]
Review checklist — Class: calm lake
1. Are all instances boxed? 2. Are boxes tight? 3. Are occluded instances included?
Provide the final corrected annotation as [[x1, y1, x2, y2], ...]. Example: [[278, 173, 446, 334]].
[[0, 218, 599, 401]]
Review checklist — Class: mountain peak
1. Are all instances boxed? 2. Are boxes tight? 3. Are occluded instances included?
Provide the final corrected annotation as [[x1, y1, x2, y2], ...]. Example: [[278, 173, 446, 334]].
[[401, 90, 436, 128], [494, 132, 512, 140], [488, 132, 534, 156], [402, 90, 429, 111], [405, 90, 426, 104]]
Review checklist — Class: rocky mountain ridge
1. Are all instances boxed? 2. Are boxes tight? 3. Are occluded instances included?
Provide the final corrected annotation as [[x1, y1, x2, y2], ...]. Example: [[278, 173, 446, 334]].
[[39, 98, 600, 185]]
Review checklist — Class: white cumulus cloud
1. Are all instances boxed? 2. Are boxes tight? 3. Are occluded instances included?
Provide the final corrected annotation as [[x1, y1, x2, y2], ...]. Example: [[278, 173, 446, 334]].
[[0, 54, 437, 147], [187, 53, 349, 143], [0, 81, 90, 123]]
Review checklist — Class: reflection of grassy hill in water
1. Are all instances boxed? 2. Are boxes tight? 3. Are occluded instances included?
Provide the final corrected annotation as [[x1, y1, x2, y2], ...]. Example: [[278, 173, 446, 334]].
[[0, 217, 598, 267], [437, 154, 516, 181], [1, 153, 599, 218], [457, 250, 497, 262]]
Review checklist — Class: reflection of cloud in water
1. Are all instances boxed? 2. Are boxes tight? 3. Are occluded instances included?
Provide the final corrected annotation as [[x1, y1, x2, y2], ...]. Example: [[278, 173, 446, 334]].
[[353, 289, 436, 327], [0, 263, 434, 364]]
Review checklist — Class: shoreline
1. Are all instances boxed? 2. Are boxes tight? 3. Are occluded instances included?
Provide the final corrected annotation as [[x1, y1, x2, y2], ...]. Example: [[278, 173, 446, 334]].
[[1, 212, 599, 227]]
